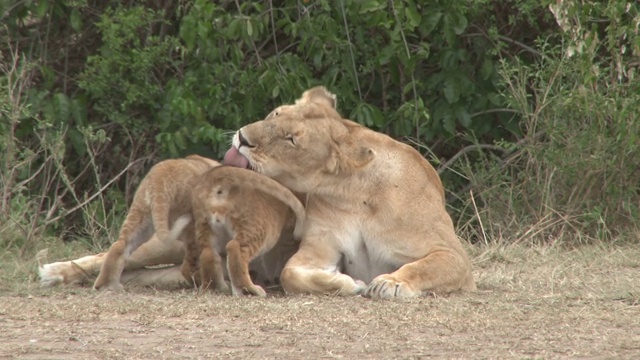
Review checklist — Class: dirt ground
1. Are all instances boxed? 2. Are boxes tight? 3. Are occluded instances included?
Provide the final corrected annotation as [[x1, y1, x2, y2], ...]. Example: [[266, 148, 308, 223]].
[[1, 244, 639, 359]]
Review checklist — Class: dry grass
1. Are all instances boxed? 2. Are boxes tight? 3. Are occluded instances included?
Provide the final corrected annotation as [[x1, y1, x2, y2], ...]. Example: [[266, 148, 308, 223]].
[[1, 243, 639, 359]]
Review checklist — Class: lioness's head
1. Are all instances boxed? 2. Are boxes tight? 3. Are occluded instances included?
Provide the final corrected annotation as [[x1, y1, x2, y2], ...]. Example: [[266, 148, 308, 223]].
[[223, 86, 374, 193]]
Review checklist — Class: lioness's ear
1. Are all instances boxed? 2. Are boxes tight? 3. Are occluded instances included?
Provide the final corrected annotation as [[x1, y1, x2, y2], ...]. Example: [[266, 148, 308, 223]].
[[296, 86, 337, 109], [326, 126, 375, 174], [326, 144, 375, 174]]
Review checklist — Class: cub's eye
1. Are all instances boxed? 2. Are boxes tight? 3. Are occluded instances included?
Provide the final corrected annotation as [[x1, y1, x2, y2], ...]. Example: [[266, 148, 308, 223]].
[[284, 134, 296, 145]]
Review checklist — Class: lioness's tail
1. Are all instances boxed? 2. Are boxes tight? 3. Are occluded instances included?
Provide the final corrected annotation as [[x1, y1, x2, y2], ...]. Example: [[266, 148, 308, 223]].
[[208, 166, 306, 239]]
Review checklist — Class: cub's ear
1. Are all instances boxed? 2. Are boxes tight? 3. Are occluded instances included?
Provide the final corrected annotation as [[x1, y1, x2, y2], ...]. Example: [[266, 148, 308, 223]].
[[296, 86, 337, 109]]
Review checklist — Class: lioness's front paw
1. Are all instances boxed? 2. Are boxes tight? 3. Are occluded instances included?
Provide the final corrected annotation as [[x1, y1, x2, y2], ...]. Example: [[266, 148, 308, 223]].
[[364, 275, 420, 299]]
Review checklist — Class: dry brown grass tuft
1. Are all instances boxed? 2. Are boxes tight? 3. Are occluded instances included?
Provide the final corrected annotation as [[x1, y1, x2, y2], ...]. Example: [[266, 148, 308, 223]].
[[1, 243, 639, 359]]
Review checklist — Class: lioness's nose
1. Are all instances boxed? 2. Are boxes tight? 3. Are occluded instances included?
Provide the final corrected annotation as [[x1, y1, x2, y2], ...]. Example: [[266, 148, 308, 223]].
[[238, 131, 254, 148]]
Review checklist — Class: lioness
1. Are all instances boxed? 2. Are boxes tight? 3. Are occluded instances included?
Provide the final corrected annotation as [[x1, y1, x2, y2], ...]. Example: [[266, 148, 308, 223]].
[[223, 86, 476, 298], [181, 166, 305, 297]]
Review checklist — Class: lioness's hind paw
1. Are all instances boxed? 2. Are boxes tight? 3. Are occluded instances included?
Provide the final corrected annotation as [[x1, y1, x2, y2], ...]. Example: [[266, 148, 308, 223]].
[[364, 275, 420, 299], [39, 263, 69, 287]]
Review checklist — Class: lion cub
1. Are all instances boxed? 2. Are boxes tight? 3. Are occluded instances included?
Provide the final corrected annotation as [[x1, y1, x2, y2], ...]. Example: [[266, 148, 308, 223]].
[[93, 155, 220, 291], [181, 166, 305, 297]]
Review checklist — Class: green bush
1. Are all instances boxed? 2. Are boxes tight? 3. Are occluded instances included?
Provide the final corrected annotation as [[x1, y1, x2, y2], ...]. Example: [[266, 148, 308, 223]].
[[1, 0, 638, 247], [455, 1, 640, 244]]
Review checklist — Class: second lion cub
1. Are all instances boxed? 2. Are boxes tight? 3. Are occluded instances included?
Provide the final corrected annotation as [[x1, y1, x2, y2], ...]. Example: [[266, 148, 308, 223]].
[[181, 166, 305, 297]]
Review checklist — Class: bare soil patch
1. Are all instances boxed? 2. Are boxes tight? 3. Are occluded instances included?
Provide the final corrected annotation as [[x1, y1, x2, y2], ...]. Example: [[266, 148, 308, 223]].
[[1, 244, 639, 359]]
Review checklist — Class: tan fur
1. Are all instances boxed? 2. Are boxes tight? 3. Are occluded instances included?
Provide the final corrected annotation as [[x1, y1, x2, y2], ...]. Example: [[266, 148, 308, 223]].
[[181, 166, 305, 297], [38, 231, 299, 289], [38, 233, 188, 288], [92, 155, 220, 291], [227, 86, 476, 298], [39, 156, 300, 291]]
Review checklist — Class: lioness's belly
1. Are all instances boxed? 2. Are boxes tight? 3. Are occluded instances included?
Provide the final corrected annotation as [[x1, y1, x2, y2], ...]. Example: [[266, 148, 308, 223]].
[[340, 238, 398, 283]]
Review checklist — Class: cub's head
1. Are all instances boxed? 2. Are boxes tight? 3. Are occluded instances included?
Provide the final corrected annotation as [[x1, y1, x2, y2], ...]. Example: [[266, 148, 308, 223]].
[[223, 86, 374, 193]]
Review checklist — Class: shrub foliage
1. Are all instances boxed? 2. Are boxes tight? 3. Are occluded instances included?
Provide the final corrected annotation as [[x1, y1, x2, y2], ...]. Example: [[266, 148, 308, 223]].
[[0, 0, 638, 247]]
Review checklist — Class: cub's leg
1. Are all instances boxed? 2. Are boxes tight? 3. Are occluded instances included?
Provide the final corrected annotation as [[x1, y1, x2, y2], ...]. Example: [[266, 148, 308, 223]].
[[226, 234, 270, 297], [195, 220, 228, 293], [280, 238, 366, 296], [149, 196, 174, 250], [94, 207, 190, 291], [93, 206, 154, 291], [180, 225, 202, 287]]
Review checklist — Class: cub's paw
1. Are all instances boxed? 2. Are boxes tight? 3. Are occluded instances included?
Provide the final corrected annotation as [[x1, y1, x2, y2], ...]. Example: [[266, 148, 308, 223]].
[[199, 280, 230, 294], [93, 282, 125, 292], [232, 284, 267, 297], [364, 275, 420, 299], [354, 280, 367, 294]]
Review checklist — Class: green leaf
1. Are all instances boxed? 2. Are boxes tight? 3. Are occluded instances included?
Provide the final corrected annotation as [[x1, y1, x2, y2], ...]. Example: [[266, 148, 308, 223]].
[[480, 58, 493, 80], [450, 12, 468, 35], [175, 131, 186, 150], [35, 0, 49, 17], [54, 93, 70, 123], [71, 98, 87, 126], [272, 85, 280, 98], [360, 0, 384, 14], [405, 6, 421, 28], [246, 19, 253, 37], [402, 82, 414, 96], [487, 92, 502, 106], [68, 129, 86, 156], [228, 18, 242, 39], [455, 107, 472, 128], [421, 11, 442, 34], [443, 77, 460, 104], [369, 104, 385, 128], [70, 9, 82, 32], [180, 21, 196, 50], [442, 115, 456, 134]]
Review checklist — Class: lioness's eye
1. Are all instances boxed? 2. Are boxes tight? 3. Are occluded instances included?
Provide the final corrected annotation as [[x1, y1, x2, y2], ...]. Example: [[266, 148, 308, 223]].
[[284, 134, 296, 145], [265, 110, 278, 120]]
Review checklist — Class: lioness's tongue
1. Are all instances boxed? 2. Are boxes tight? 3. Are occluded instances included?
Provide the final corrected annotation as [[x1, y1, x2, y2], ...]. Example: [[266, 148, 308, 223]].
[[223, 146, 249, 169]]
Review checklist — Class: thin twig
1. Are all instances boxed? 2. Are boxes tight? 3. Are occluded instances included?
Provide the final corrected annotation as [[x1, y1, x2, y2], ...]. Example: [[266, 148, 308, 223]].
[[438, 144, 509, 175], [466, 25, 549, 61], [471, 108, 521, 118], [234, 0, 263, 66], [389, 0, 420, 135], [45, 158, 144, 225], [470, 189, 488, 245], [268, 0, 279, 55], [339, 0, 362, 99]]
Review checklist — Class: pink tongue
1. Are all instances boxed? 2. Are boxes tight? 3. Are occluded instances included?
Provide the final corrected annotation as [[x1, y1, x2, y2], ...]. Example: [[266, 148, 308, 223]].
[[223, 146, 249, 169]]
